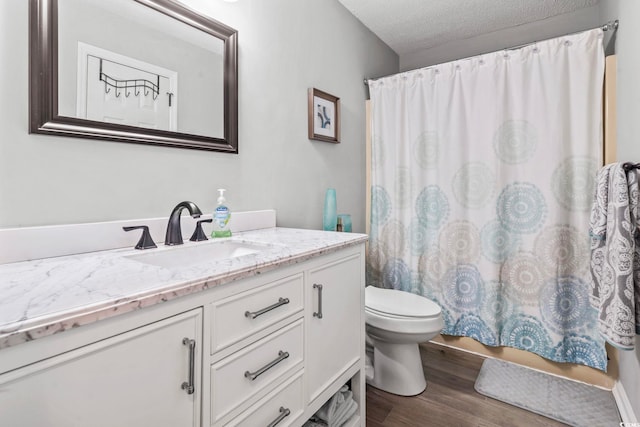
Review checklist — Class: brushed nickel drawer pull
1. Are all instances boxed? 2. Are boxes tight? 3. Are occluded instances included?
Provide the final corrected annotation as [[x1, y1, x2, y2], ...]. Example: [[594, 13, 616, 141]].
[[245, 297, 290, 319], [181, 338, 196, 395], [313, 284, 323, 319], [266, 406, 291, 427], [244, 350, 289, 381]]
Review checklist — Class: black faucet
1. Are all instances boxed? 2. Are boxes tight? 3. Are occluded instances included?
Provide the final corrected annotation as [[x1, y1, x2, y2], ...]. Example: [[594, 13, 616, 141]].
[[165, 201, 203, 246]]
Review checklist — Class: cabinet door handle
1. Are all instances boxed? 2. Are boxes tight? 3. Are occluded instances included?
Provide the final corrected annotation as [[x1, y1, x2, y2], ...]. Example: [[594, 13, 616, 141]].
[[181, 337, 196, 395], [244, 350, 289, 381], [313, 284, 323, 319], [266, 406, 291, 427], [245, 297, 290, 319]]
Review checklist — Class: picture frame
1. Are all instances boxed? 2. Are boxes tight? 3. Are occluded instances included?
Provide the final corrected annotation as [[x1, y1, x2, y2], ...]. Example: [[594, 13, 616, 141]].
[[308, 88, 340, 143]]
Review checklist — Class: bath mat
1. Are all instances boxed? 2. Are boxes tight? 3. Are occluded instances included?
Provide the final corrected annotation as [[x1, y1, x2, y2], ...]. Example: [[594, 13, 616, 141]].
[[474, 358, 620, 427]]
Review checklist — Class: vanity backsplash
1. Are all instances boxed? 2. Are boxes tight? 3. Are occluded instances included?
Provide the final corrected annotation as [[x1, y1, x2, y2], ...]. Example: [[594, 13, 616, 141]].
[[0, 209, 276, 264]]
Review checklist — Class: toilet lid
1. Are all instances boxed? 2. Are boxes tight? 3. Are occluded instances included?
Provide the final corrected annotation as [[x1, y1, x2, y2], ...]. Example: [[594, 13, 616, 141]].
[[365, 286, 441, 318]]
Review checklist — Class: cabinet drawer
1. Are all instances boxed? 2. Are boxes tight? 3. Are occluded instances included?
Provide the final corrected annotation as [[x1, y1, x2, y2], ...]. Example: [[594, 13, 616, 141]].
[[223, 371, 304, 427], [211, 274, 303, 354], [211, 319, 304, 423]]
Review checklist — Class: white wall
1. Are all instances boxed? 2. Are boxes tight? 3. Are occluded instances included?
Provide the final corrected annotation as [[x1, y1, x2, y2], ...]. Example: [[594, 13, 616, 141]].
[[600, 0, 640, 420], [0, 0, 398, 231], [400, 5, 600, 70]]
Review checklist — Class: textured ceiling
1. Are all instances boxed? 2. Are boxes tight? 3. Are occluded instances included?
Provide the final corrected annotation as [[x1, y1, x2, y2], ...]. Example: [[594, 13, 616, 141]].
[[337, 0, 601, 55]]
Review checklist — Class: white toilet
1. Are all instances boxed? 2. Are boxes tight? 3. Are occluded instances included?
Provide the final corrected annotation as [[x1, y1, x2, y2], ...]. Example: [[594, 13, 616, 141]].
[[365, 286, 444, 396]]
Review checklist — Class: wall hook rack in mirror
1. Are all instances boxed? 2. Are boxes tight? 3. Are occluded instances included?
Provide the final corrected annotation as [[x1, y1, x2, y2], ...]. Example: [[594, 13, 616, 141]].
[[98, 58, 160, 99]]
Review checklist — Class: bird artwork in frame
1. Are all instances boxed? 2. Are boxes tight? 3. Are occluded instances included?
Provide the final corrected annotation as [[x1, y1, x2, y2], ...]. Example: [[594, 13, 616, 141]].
[[308, 88, 340, 143]]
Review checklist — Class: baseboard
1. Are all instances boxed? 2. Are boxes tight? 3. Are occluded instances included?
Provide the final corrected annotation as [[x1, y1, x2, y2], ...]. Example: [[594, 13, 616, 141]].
[[613, 381, 638, 423]]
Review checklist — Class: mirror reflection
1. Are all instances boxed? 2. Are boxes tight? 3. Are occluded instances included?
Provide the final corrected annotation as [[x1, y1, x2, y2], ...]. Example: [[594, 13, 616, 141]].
[[57, 0, 225, 138]]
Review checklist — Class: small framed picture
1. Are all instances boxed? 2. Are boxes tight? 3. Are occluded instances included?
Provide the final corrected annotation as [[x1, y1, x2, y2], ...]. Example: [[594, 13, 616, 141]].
[[308, 88, 340, 143]]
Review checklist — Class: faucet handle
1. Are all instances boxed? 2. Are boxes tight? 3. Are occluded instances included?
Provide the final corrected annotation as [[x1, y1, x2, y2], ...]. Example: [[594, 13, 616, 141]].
[[190, 219, 213, 242], [123, 225, 157, 250]]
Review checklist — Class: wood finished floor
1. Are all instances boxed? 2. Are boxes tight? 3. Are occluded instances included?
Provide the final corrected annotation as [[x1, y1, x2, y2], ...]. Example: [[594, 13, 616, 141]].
[[366, 342, 569, 427]]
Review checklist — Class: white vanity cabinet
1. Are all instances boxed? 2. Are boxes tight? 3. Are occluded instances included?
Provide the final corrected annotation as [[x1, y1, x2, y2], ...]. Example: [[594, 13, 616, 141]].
[[0, 308, 202, 427], [0, 241, 366, 427]]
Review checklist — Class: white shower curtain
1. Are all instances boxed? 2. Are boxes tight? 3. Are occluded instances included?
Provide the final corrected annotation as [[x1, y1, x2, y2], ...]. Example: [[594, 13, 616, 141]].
[[368, 29, 607, 370]]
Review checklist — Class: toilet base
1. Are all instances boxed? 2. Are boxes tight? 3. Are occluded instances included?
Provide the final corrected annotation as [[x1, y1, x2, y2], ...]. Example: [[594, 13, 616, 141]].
[[367, 340, 426, 396]]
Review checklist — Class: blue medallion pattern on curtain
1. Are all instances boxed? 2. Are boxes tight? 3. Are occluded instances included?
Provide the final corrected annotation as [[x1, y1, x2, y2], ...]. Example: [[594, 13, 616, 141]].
[[367, 29, 607, 370]]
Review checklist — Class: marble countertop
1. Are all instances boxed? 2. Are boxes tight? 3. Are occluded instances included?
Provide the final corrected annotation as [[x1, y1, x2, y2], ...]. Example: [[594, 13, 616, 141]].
[[0, 227, 367, 350]]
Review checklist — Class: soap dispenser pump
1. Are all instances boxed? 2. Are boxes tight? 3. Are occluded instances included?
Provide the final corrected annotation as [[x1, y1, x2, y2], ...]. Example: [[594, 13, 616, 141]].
[[212, 189, 232, 238]]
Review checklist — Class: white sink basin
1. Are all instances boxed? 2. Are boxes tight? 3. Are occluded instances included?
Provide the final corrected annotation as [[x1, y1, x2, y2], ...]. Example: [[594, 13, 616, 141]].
[[126, 240, 267, 269]]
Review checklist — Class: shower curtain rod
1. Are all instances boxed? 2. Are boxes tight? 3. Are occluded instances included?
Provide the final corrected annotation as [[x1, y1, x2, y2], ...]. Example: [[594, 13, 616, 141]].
[[363, 19, 619, 86]]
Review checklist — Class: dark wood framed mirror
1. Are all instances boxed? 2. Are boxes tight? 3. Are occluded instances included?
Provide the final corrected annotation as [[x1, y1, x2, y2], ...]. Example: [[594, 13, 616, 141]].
[[29, 0, 238, 152]]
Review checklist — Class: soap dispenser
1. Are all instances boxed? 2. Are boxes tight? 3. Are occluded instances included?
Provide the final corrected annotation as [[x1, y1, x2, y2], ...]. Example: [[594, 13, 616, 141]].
[[211, 189, 232, 238]]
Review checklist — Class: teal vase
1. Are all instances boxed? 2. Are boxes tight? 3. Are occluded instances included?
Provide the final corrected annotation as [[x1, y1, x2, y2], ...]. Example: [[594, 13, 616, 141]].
[[323, 188, 337, 231]]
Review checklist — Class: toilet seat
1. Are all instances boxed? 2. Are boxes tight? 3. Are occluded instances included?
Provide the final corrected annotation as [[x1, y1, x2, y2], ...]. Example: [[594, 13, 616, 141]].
[[365, 308, 444, 335], [365, 287, 443, 335], [366, 307, 435, 320], [365, 286, 441, 318]]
